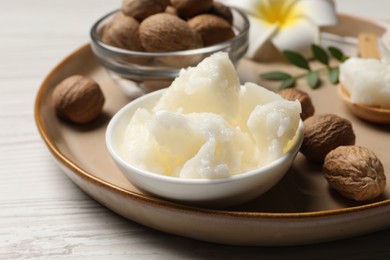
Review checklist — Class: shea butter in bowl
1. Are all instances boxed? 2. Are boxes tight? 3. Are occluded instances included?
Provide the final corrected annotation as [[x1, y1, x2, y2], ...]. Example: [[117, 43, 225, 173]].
[[106, 53, 303, 208]]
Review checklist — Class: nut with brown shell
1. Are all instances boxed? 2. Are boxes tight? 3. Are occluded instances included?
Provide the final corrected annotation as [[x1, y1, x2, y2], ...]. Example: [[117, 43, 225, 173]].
[[139, 13, 203, 52], [164, 5, 178, 16], [188, 14, 235, 47], [300, 114, 356, 163], [170, 0, 213, 18], [278, 88, 315, 120], [323, 145, 386, 201], [210, 1, 233, 24], [52, 75, 105, 124], [102, 12, 144, 52], [122, 0, 170, 21]]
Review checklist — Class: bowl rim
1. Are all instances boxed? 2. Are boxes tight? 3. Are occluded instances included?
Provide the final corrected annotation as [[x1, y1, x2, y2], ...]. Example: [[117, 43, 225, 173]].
[[105, 89, 304, 185], [90, 7, 250, 57]]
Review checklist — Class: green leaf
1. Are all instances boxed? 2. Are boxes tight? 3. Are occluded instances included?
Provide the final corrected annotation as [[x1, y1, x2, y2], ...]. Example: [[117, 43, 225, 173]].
[[306, 71, 320, 89], [312, 44, 329, 66], [328, 47, 348, 62], [258, 45, 345, 90], [279, 77, 296, 89], [328, 67, 339, 84], [283, 50, 311, 70], [260, 71, 292, 81]]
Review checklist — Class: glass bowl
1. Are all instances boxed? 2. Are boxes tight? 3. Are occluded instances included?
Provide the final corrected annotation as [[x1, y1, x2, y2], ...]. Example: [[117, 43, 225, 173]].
[[90, 7, 249, 95]]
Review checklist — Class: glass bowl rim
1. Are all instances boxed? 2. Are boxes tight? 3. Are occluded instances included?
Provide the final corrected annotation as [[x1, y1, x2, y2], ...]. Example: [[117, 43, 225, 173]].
[[90, 7, 250, 58]]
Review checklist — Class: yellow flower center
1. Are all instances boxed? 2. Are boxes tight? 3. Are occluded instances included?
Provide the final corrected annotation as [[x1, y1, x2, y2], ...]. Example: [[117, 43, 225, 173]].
[[258, 0, 302, 27]]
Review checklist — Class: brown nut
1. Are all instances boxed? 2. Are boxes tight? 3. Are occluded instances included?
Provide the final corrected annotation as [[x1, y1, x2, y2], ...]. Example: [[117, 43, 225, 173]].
[[139, 13, 202, 52], [170, 0, 213, 18], [122, 0, 170, 21], [300, 114, 356, 163], [188, 14, 235, 46], [165, 5, 178, 16], [52, 75, 105, 124], [278, 88, 315, 120], [210, 2, 233, 24], [102, 12, 144, 52], [323, 146, 386, 201]]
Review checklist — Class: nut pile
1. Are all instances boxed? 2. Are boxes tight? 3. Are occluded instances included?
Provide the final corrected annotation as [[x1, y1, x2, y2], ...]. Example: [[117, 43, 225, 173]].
[[301, 112, 385, 201], [301, 114, 386, 201], [278, 89, 386, 201], [102, 0, 235, 54]]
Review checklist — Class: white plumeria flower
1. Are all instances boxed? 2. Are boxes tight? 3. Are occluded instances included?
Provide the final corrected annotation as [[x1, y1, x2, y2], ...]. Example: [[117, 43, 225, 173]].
[[223, 0, 338, 59]]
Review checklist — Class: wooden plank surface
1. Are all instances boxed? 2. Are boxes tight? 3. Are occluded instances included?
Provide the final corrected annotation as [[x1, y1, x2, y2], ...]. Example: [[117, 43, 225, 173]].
[[1, 0, 390, 258]]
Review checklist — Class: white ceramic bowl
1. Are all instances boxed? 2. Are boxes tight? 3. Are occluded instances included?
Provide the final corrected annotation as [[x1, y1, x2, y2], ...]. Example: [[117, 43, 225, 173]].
[[106, 89, 304, 208]]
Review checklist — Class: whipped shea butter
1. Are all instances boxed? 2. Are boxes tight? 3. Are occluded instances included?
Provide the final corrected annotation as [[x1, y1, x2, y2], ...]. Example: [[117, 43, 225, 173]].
[[340, 57, 390, 109], [119, 52, 301, 179]]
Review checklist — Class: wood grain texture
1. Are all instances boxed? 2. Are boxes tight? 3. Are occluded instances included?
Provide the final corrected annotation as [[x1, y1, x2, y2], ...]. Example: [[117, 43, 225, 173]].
[[1, 0, 390, 258]]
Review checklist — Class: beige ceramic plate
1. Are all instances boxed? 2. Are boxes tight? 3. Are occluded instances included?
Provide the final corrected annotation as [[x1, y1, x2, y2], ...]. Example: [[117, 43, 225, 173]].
[[35, 14, 390, 246]]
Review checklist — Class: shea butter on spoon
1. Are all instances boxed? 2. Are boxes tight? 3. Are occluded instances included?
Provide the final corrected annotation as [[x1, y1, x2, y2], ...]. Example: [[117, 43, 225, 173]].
[[338, 33, 390, 124]]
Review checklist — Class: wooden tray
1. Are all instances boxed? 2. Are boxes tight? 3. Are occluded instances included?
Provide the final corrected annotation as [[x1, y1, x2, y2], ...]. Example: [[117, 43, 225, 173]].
[[35, 14, 390, 246]]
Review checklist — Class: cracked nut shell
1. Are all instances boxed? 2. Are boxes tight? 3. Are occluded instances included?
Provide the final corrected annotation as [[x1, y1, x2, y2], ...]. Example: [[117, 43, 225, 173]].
[[323, 145, 386, 201]]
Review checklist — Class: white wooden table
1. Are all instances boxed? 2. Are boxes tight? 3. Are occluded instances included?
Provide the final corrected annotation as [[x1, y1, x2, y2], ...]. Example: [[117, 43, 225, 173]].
[[2, 0, 390, 258]]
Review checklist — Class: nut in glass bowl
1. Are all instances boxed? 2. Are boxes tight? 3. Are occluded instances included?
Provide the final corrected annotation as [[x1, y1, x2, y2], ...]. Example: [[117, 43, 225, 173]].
[[90, 7, 249, 95]]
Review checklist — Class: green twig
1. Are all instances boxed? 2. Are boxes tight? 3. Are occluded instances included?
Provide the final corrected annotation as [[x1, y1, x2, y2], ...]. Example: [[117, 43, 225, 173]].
[[260, 44, 348, 89]]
